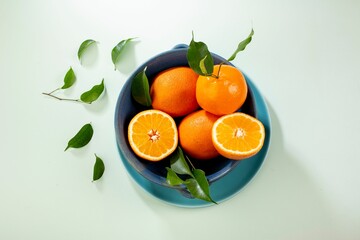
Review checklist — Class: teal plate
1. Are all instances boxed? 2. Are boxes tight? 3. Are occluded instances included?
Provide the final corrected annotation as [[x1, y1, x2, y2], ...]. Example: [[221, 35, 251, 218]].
[[116, 74, 271, 208]]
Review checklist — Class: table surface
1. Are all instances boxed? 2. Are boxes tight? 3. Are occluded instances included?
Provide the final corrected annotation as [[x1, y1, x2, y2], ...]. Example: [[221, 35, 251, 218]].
[[1, 0, 360, 239]]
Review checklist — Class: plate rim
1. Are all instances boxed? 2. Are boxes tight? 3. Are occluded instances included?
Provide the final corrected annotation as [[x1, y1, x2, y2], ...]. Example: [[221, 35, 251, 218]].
[[114, 72, 271, 208]]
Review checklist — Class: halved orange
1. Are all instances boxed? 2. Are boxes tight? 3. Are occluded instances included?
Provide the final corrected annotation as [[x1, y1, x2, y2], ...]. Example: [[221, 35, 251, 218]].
[[212, 112, 265, 160], [128, 109, 178, 161]]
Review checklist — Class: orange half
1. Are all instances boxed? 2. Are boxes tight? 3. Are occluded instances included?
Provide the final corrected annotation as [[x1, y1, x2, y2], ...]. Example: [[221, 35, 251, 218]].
[[128, 109, 178, 161], [212, 112, 265, 160]]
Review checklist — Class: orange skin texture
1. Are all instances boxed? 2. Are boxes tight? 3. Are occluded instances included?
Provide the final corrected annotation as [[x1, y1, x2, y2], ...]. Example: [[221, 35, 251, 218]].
[[150, 67, 199, 118], [196, 65, 248, 116], [178, 109, 220, 160]]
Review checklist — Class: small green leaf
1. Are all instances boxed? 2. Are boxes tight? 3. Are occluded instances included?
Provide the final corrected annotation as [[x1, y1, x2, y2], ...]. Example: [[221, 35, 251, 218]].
[[78, 39, 97, 63], [93, 154, 105, 181], [187, 32, 214, 76], [65, 123, 93, 151], [80, 79, 105, 104], [111, 38, 136, 70], [227, 28, 254, 61], [166, 167, 184, 186], [61, 67, 76, 89], [185, 169, 217, 204], [169, 147, 194, 177], [131, 67, 152, 106]]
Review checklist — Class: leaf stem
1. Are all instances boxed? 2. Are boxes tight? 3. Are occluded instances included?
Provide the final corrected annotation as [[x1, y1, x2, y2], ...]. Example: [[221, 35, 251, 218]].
[[48, 88, 61, 95], [209, 62, 225, 79], [42, 92, 81, 103], [185, 155, 196, 170], [215, 62, 225, 79]]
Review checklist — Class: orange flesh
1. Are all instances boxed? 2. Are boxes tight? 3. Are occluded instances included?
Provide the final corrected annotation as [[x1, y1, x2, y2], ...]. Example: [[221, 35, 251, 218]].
[[129, 110, 178, 161], [212, 112, 265, 160], [216, 116, 263, 152]]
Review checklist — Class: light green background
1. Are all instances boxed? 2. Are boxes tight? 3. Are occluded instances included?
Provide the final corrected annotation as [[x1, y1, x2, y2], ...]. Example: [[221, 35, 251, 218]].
[[1, 0, 359, 239]]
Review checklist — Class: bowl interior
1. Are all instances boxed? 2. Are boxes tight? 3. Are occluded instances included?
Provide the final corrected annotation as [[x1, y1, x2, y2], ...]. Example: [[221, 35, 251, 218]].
[[114, 47, 256, 187]]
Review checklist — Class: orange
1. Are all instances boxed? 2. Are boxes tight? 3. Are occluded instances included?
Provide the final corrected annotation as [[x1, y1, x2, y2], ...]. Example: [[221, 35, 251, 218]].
[[212, 112, 265, 160], [178, 109, 219, 160], [150, 66, 199, 118], [196, 64, 248, 116], [128, 109, 178, 161]]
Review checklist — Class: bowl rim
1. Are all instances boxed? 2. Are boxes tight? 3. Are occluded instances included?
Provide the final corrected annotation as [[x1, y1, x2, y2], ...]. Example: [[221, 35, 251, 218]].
[[114, 44, 257, 188]]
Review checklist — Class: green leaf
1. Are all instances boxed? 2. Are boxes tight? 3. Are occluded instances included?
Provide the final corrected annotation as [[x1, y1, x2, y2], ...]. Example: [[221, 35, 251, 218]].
[[187, 32, 213, 76], [227, 28, 254, 61], [65, 123, 93, 151], [93, 154, 105, 181], [80, 79, 105, 104], [185, 169, 217, 204], [131, 67, 152, 106], [169, 147, 194, 177], [111, 38, 136, 70], [78, 39, 97, 63], [166, 167, 184, 186], [61, 67, 76, 89], [166, 147, 215, 203]]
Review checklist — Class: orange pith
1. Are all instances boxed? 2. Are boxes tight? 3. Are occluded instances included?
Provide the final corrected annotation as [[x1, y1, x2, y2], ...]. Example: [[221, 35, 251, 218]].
[[196, 65, 248, 116], [128, 109, 178, 161], [150, 66, 199, 117], [212, 112, 265, 160]]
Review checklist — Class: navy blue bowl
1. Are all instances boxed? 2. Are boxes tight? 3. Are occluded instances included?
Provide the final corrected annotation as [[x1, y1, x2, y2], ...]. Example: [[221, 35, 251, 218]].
[[114, 44, 256, 194]]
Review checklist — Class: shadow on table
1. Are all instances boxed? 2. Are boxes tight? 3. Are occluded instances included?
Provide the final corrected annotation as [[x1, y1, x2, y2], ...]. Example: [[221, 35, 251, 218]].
[[133, 99, 338, 239]]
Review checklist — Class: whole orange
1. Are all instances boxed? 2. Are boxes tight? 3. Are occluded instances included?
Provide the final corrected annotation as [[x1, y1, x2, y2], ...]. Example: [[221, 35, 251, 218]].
[[178, 109, 219, 160], [196, 64, 248, 116], [150, 67, 199, 117]]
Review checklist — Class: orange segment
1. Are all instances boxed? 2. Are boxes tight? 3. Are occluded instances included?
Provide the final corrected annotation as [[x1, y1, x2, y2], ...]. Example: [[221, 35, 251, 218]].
[[212, 112, 265, 160], [128, 109, 178, 161]]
